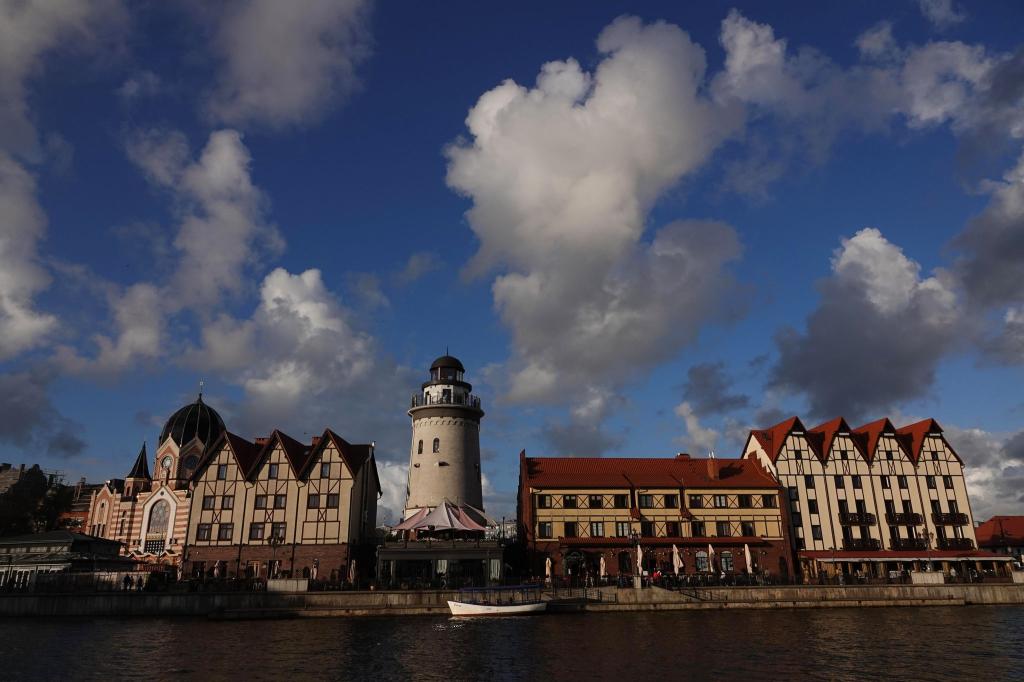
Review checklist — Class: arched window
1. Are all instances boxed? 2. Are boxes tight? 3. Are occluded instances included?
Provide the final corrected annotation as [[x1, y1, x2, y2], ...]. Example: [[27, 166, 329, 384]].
[[432, 438, 440, 453], [696, 550, 709, 572], [417, 440, 423, 454], [721, 551, 733, 572], [147, 500, 170, 537]]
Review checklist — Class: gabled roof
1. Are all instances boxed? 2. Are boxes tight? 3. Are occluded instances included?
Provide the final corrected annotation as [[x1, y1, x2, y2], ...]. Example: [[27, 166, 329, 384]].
[[126, 443, 151, 480], [298, 429, 377, 490], [976, 516, 1024, 547], [896, 418, 956, 464], [852, 418, 901, 463], [196, 431, 263, 480], [245, 429, 313, 480], [521, 454, 779, 489], [748, 416, 806, 462], [807, 417, 865, 462]]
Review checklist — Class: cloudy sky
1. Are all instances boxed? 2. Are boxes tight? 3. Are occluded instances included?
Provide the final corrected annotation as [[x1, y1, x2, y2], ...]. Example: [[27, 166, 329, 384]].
[[2, 0, 1023, 523]]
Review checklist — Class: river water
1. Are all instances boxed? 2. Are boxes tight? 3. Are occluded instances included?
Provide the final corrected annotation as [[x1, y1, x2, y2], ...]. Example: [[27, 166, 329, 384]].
[[1, 607, 1022, 680]]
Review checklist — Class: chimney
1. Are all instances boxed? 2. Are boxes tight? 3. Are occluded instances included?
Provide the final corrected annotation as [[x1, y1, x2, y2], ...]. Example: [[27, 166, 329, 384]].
[[255, 436, 270, 447], [706, 457, 718, 480], [675, 453, 690, 460], [311, 435, 322, 447]]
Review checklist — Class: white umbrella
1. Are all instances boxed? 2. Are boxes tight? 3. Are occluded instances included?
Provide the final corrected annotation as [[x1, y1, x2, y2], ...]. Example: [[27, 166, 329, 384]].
[[636, 544, 644, 575], [744, 544, 754, 574], [545, 557, 552, 584], [348, 559, 357, 585], [707, 543, 716, 571], [672, 544, 683, 576], [599, 555, 606, 579]]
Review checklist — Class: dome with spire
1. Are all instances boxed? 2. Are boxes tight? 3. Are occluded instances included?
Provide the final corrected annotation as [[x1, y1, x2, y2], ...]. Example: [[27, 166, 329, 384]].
[[159, 394, 226, 447]]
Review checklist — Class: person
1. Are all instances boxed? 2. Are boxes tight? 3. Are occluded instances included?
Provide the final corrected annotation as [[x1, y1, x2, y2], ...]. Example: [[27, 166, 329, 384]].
[[123, 574, 133, 591], [950, 567, 957, 580]]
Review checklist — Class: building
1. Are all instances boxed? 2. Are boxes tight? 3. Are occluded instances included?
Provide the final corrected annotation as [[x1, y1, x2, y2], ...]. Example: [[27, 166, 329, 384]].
[[743, 416, 1012, 579], [86, 394, 226, 566], [183, 428, 380, 581], [58, 478, 104, 532], [976, 516, 1024, 562], [517, 452, 792, 581], [0, 463, 64, 494], [0, 530, 132, 590]]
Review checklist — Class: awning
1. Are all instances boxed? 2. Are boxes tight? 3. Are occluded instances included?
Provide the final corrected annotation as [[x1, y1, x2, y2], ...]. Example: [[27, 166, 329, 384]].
[[393, 499, 488, 532]]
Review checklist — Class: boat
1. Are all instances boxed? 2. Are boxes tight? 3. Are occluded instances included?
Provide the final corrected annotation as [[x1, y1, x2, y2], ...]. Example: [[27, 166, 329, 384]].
[[447, 584, 547, 616]]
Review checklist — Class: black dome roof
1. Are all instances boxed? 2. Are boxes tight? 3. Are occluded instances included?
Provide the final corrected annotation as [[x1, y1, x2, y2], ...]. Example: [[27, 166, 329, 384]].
[[430, 355, 465, 371], [159, 395, 226, 447]]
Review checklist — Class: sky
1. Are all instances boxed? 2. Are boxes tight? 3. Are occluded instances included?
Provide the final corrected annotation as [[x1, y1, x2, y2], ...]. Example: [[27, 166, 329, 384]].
[[2, 0, 1023, 524]]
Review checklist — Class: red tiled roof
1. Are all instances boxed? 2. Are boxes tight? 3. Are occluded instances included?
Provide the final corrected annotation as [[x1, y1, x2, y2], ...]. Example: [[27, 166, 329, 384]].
[[807, 417, 865, 462], [749, 416, 805, 462], [800, 549, 1011, 560], [852, 418, 901, 463], [522, 455, 779, 489], [976, 516, 1024, 547]]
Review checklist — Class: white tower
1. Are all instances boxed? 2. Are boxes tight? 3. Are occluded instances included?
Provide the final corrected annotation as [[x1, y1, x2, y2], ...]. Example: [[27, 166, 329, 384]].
[[404, 354, 484, 518]]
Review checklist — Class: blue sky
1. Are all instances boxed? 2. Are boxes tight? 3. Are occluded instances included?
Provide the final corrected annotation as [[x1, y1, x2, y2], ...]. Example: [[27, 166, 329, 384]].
[[2, 0, 1023, 522]]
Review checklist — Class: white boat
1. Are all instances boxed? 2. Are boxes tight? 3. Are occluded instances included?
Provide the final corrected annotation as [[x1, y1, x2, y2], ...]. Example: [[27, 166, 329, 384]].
[[447, 600, 547, 616]]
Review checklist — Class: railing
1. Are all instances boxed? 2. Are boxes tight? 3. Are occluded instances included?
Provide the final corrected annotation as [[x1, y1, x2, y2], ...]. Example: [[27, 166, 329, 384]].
[[839, 512, 876, 525], [890, 538, 927, 551], [937, 537, 974, 550], [932, 512, 968, 525], [842, 538, 881, 551], [885, 512, 923, 525], [410, 393, 482, 409]]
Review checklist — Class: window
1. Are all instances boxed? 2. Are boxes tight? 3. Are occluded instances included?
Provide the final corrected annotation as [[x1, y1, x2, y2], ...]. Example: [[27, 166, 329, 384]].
[[249, 523, 265, 540], [268, 463, 279, 479], [834, 475, 844, 488], [885, 451, 894, 461], [417, 440, 423, 455], [564, 522, 577, 538], [716, 521, 731, 537], [714, 495, 728, 508], [948, 500, 960, 514], [788, 488, 799, 501], [563, 495, 577, 509], [812, 525, 823, 540], [217, 523, 233, 541], [274, 494, 287, 509], [202, 495, 215, 510], [327, 493, 340, 509], [664, 494, 678, 509], [793, 449, 803, 460], [898, 475, 908, 489], [791, 512, 803, 526], [721, 551, 734, 572], [197, 523, 212, 540], [762, 494, 777, 508], [943, 475, 953, 490], [738, 494, 752, 508], [741, 521, 755, 536], [796, 537, 806, 550], [590, 522, 604, 537], [689, 494, 704, 509], [254, 495, 267, 509], [615, 521, 630, 537], [538, 522, 553, 539], [881, 476, 891, 490], [852, 475, 862, 490], [216, 464, 227, 480], [666, 521, 680, 537], [840, 450, 849, 461], [641, 521, 655, 537], [271, 522, 286, 539], [221, 495, 234, 510], [804, 475, 814, 489], [589, 495, 603, 509], [931, 451, 939, 461], [807, 499, 819, 514], [696, 550, 709, 572], [613, 494, 629, 509], [691, 521, 706, 536], [432, 438, 440, 453], [320, 462, 331, 478], [930, 500, 941, 514], [537, 494, 551, 509], [307, 494, 320, 509], [638, 494, 654, 508], [926, 475, 936, 490], [902, 500, 913, 514]]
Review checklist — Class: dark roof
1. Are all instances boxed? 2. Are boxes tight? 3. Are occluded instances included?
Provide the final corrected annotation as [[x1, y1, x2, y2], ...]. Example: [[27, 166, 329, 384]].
[[521, 454, 779, 489], [430, 354, 465, 372], [126, 443, 151, 480], [976, 516, 1024, 547], [0, 530, 120, 546], [299, 429, 379, 493], [159, 394, 226, 447]]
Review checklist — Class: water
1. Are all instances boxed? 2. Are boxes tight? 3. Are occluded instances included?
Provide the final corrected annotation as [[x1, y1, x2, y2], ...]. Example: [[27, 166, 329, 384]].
[[1, 607, 1022, 680]]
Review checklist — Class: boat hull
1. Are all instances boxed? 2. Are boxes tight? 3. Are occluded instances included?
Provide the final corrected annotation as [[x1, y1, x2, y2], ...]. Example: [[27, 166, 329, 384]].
[[447, 600, 547, 616]]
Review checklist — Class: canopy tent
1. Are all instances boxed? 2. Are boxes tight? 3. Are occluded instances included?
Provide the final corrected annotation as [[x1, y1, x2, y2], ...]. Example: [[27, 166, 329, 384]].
[[393, 499, 491, 533]]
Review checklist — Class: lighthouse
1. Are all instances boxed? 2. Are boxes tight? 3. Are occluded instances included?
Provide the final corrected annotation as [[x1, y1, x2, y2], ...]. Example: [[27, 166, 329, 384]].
[[404, 354, 484, 518]]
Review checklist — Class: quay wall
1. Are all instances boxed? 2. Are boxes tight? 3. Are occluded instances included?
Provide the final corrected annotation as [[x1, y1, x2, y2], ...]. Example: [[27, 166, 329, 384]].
[[1, 584, 1023, 618]]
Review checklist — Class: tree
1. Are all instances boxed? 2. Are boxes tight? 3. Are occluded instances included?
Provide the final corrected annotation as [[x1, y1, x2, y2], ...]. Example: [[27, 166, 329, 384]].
[[0, 466, 73, 536]]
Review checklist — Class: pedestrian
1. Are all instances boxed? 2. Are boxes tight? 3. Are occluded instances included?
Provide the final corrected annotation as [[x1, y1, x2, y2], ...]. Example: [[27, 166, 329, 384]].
[[123, 574, 133, 591]]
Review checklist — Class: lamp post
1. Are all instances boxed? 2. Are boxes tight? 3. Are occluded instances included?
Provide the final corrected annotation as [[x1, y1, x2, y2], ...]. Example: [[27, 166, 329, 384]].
[[630, 530, 641, 589], [268, 534, 282, 580]]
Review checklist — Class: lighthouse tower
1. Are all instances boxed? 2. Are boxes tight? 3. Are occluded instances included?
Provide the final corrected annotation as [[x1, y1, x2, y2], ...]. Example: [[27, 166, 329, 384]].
[[404, 354, 484, 518]]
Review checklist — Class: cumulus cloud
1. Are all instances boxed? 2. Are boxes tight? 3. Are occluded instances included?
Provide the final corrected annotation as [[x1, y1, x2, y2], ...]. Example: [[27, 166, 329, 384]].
[[116, 70, 162, 102], [0, 369, 85, 457], [540, 389, 624, 457], [674, 401, 719, 456], [447, 16, 745, 409], [393, 251, 441, 285], [681, 361, 750, 417], [947, 425, 1024, 520], [916, 0, 967, 31], [771, 228, 963, 421], [375, 460, 408, 526], [204, 0, 371, 129]]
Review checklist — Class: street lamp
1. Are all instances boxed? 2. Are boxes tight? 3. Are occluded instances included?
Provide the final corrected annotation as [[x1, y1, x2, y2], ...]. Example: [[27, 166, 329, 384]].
[[268, 534, 283, 579]]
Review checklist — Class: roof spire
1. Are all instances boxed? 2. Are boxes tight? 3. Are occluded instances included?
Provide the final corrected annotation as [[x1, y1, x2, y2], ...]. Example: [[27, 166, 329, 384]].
[[198, 378, 205, 401], [127, 441, 151, 480]]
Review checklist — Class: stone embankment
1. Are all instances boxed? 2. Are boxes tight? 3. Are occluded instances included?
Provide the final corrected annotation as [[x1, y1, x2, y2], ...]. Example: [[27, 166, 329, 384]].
[[1, 584, 1022, 619]]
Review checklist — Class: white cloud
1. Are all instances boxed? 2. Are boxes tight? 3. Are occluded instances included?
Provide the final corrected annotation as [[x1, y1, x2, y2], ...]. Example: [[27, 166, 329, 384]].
[[447, 16, 744, 407], [946, 425, 1024, 520], [204, 0, 371, 129], [674, 401, 719, 456], [856, 22, 899, 62], [394, 251, 441, 285], [375, 460, 408, 526], [116, 70, 162, 102], [916, 0, 967, 31]]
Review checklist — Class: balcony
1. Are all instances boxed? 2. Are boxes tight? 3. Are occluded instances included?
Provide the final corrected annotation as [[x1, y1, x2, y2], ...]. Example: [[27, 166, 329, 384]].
[[839, 512, 876, 525], [932, 512, 968, 525], [937, 537, 974, 550], [890, 538, 927, 551], [885, 512, 923, 525], [842, 538, 881, 551], [410, 392, 482, 409]]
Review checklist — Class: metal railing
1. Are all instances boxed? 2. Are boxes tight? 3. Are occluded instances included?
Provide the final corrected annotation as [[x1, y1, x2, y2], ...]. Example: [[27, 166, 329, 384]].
[[932, 512, 969, 525], [842, 538, 881, 551], [885, 512, 923, 525], [937, 537, 974, 550], [890, 538, 927, 551], [839, 512, 876, 525], [410, 393, 482, 409]]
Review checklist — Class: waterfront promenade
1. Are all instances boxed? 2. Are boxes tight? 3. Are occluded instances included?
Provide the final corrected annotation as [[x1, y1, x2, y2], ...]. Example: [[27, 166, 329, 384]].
[[2, 583, 1024, 619]]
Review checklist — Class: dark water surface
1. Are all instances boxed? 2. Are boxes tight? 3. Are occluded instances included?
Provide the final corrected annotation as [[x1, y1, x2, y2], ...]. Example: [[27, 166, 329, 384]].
[[2, 607, 1022, 680]]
